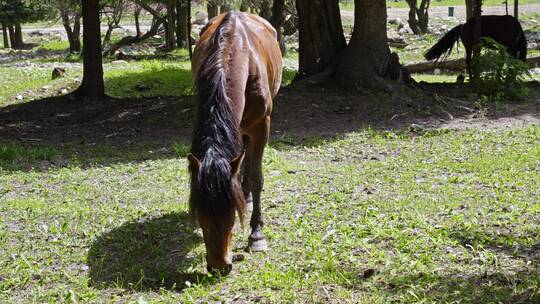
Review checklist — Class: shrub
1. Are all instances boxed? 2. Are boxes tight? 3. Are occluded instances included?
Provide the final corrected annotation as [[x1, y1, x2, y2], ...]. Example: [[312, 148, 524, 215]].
[[471, 37, 531, 101]]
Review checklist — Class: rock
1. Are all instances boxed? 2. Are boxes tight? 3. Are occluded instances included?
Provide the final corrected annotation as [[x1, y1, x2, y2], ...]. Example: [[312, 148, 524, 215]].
[[15, 94, 23, 100], [434, 68, 441, 75], [389, 17, 402, 25], [52, 67, 66, 79], [111, 60, 128, 65], [194, 11, 208, 25], [60, 89, 69, 95]]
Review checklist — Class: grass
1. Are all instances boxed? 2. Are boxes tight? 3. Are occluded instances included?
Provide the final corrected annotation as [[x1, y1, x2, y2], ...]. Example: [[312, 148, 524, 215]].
[[1, 125, 539, 303]]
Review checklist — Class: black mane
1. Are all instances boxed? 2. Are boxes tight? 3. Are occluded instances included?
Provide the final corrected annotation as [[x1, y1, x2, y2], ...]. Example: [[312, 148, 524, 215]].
[[190, 12, 244, 221]]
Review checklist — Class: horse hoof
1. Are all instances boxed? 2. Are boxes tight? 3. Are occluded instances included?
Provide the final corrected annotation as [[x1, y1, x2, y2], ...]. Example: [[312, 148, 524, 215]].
[[248, 238, 268, 252]]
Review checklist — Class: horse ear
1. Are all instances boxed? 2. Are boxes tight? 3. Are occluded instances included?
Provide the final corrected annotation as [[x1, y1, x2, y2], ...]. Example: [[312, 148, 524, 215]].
[[230, 150, 246, 175], [187, 153, 201, 173]]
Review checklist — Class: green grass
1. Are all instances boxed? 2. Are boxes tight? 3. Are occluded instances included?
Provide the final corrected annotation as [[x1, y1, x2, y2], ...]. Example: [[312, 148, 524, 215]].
[[1, 125, 539, 303], [0, 67, 65, 105], [39, 39, 70, 52]]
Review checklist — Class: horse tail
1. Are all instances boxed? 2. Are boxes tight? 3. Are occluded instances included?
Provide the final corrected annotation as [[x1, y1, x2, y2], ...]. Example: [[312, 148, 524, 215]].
[[425, 24, 463, 61]]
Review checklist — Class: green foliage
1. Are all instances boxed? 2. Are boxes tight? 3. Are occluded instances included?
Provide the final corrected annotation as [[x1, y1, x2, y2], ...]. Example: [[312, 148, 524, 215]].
[[471, 38, 532, 101], [0, 0, 53, 25], [0, 143, 57, 166]]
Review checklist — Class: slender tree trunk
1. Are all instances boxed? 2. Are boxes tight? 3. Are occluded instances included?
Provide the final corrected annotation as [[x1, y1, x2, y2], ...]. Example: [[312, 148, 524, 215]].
[[1, 23, 9, 48], [295, 0, 346, 79], [220, 4, 232, 14], [207, 3, 219, 19], [14, 24, 24, 49], [176, 0, 188, 48], [166, 0, 176, 50], [134, 4, 142, 37], [417, 0, 430, 33], [407, 0, 421, 35], [270, 0, 286, 55], [514, 0, 518, 19], [76, 0, 105, 100], [336, 0, 405, 88], [471, 0, 482, 79], [61, 10, 82, 53], [8, 26, 16, 49]]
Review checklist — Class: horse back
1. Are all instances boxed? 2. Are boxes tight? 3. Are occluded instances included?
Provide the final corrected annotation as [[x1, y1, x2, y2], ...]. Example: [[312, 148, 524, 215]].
[[462, 15, 523, 47]]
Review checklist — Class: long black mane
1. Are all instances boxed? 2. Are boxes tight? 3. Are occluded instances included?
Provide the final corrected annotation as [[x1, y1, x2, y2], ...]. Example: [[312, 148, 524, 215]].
[[190, 12, 244, 222]]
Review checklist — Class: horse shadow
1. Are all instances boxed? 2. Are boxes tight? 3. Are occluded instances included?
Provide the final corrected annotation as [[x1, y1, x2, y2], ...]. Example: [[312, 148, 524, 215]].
[[86, 212, 212, 291]]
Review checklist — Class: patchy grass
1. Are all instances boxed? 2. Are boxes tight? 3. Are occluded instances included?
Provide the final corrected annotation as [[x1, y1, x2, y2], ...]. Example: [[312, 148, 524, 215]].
[[1, 125, 539, 303]]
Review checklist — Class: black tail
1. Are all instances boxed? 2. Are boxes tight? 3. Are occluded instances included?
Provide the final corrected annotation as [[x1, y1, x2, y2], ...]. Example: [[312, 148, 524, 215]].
[[425, 24, 463, 61]]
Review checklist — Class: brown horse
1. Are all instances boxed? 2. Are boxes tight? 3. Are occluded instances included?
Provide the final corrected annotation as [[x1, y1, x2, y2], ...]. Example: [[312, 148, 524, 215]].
[[425, 15, 527, 78], [187, 11, 282, 274]]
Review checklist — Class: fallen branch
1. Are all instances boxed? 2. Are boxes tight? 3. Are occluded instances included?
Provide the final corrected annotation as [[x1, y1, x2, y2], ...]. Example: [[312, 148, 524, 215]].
[[405, 55, 540, 73]]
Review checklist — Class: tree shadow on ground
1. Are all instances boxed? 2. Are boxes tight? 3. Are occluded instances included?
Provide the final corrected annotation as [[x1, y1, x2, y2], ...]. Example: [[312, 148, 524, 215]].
[[0, 80, 539, 172], [86, 212, 213, 291]]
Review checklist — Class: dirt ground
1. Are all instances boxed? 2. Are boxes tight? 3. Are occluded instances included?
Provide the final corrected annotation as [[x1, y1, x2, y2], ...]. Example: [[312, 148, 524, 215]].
[[1, 82, 539, 150]]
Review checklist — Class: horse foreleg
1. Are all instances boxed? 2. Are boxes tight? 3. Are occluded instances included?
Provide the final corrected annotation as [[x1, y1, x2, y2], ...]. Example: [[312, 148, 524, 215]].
[[247, 115, 270, 252]]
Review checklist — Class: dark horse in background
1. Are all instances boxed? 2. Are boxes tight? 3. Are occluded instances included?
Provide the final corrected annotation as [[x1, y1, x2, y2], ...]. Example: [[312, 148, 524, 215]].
[[425, 15, 527, 78], [187, 11, 282, 274]]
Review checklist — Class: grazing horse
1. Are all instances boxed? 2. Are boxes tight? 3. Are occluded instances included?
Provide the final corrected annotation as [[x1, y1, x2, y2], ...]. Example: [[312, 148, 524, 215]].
[[187, 11, 282, 274], [425, 15, 527, 78]]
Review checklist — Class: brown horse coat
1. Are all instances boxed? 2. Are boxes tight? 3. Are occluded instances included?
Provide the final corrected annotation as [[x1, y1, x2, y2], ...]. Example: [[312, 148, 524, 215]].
[[189, 11, 282, 273]]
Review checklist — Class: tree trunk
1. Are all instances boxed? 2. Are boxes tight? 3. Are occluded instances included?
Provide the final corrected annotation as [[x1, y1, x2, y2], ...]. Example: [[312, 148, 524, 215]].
[[465, 0, 473, 20], [176, 0, 188, 48], [76, 0, 105, 100], [259, 0, 272, 20], [471, 0, 482, 79], [2, 23, 9, 48], [134, 4, 142, 37], [220, 4, 232, 14], [14, 24, 24, 49], [61, 10, 82, 53], [417, 0, 430, 33], [336, 0, 405, 88], [270, 0, 286, 55], [514, 0, 518, 19], [165, 0, 176, 50], [295, 0, 346, 79], [8, 26, 16, 49], [207, 4, 219, 19], [406, 0, 421, 35], [240, 0, 250, 12]]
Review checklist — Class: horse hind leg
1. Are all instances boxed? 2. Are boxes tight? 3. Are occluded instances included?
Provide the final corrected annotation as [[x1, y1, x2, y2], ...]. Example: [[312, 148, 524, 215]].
[[246, 115, 271, 252]]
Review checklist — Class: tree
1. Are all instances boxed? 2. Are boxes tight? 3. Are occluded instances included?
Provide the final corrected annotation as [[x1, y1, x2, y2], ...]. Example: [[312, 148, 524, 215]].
[[74, 0, 105, 100], [175, 0, 189, 48], [207, 2, 219, 18], [465, 0, 473, 20], [471, 0, 482, 79], [270, 0, 286, 55], [55, 0, 82, 53], [405, 0, 430, 34], [101, 0, 126, 51], [1, 23, 8, 48], [295, 0, 346, 79], [336, 0, 407, 89], [0, 0, 50, 49], [514, 0, 518, 20]]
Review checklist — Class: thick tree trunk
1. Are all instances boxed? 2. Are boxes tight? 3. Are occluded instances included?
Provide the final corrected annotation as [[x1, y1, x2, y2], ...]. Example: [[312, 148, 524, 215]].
[[270, 0, 286, 55], [295, 0, 346, 79], [2, 23, 8, 48], [165, 0, 176, 50], [76, 0, 105, 100], [14, 24, 24, 49], [465, 0, 473, 20], [176, 0, 189, 48], [207, 4, 219, 19], [514, 0, 519, 19], [336, 0, 400, 88]]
